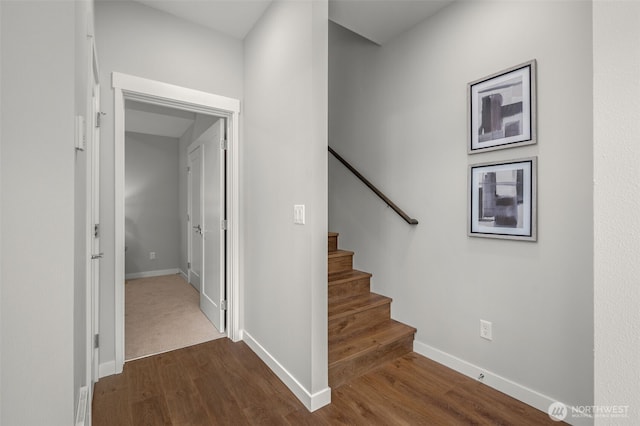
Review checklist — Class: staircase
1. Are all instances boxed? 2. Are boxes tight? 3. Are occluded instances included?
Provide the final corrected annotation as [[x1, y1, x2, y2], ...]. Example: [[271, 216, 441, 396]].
[[328, 232, 417, 388]]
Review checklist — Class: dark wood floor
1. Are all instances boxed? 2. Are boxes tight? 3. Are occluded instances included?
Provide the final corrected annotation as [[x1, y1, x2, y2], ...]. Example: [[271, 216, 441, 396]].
[[93, 338, 556, 425]]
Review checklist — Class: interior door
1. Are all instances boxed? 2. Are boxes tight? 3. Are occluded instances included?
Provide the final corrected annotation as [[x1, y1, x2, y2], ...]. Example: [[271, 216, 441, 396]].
[[201, 120, 225, 333], [187, 120, 225, 333], [188, 146, 204, 294]]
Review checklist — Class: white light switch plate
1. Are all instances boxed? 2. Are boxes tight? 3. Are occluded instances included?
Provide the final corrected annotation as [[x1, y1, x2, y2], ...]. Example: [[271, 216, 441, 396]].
[[294, 204, 305, 225]]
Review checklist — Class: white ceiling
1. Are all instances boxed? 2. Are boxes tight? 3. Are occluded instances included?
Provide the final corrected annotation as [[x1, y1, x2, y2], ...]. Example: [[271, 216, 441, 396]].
[[133, 0, 454, 45], [329, 0, 454, 45], [135, 0, 272, 40], [125, 0, 455, 137]]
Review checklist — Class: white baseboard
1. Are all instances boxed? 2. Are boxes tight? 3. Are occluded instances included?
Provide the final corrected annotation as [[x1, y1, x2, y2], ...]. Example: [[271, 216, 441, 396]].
[[243, 331, 331, 412], [75, 386, 88, 426], [98, 360, 116, 378], [179, 269, 188, 282], [413, 340, 592, 426], [125, 268, 180, 280]]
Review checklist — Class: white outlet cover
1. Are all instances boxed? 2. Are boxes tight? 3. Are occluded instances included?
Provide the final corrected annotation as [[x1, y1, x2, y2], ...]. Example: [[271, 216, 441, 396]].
[[480, 320, 493, 341], [294, 204, 305, 225]]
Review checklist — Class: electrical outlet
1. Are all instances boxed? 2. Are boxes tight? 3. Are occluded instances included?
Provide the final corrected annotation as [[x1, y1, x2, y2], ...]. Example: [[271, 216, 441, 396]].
[[149, 251, 156, 260], [480, 320, 492, 340]]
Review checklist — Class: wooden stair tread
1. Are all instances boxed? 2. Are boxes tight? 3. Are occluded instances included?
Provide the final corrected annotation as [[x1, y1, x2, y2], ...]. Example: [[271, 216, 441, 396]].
[[327, 231, 416, 388], [328, 269, 372, 284], [328, 249, 353, 258], [329, 319, 416, 366], [329, 293, 391, 320]]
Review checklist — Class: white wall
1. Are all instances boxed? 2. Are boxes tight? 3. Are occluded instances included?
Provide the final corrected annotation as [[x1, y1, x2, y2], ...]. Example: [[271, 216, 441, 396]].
[[125, 132, 180, 275], [593, 1, 640, 424], [243, 0, 330, 409], [178, 114, 219, 275], [329, 0, 593, 413], [1, 1, 83, 423], [95, 0, 243, 370]]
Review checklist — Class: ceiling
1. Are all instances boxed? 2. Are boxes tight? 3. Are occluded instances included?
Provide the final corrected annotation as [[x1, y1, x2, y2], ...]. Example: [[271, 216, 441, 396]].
[[134, 0, 272, 40], [125, 0, 454, 137], [329, 0, 453, 45], [133, 0, 455, 45]]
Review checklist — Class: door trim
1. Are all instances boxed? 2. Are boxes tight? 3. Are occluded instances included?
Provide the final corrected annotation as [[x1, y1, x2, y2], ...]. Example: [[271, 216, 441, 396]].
[[112, 72, 241, 374], [85, 36, 100, 426]]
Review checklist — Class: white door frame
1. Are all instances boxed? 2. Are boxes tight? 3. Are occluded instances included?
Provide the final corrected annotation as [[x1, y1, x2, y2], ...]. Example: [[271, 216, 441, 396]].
[[112, 72, 241, 374], [84, 36, 101, 426]]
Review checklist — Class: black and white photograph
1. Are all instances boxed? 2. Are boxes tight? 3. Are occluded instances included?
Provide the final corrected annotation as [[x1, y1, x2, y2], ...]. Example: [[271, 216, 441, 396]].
[[469, 60, 536, 153], [469, 157, 537, 241]]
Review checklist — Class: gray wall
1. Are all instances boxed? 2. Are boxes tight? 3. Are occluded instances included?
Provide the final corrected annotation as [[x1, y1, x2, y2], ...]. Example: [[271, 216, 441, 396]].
[[1, 0, 94, 423], [329, 0, 592, 409], [125, 132, 180, 275], [178, 115, 219, 276], [244, 0, 329, 400], [594, 2, 640, 423], [95, 0, 243, 369]]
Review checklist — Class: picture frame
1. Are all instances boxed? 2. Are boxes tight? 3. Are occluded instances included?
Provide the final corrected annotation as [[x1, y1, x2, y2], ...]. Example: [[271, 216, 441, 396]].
[[468, 157, 537, 241], [468, 60, 537, 153]]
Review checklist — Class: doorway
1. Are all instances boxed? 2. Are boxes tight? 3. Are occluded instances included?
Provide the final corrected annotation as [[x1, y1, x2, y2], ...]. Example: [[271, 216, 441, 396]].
[[123, 103, 226, 360], [113, 72, 241, 373]]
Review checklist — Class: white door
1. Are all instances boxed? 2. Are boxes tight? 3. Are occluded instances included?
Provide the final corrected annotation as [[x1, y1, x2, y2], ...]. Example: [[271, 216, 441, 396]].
[[188, 146, 204, 293], [187, 120, 225, 333]]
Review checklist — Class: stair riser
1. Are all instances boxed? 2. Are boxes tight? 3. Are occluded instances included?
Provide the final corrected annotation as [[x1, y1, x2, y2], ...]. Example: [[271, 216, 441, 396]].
[[329, 277, 371, 300], [328, 235, 338, 252], [329, 304, 390, 340], [329, 333, 414, 388], [328, 254, 353, 274]]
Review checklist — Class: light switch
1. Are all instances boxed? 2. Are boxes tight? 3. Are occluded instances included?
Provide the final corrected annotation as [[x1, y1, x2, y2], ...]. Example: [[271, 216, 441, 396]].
[[294, 204, 305, 225]]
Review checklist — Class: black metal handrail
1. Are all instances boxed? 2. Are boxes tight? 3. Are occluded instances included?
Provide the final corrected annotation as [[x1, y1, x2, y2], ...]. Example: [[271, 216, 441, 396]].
[[328, 146, 418, 225]]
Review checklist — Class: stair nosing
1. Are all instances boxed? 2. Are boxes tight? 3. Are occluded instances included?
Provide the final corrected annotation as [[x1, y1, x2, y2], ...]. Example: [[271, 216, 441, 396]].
[[328, 249, 354, 258], [328, 320, 417, 367], [328, 270, 372, 285], [329, 293, 391, 321]]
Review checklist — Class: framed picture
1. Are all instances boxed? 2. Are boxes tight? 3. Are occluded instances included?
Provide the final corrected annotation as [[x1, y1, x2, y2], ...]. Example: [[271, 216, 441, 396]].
[[468, 60, 536, 153], [468, 157, 537, 241]]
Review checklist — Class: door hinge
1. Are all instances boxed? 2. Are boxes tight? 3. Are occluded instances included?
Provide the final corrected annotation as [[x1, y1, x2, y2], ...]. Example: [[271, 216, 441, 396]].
[[94, 334, 99, 349], [221, 138, 228, 150], [221, 300, 228, 310], [94, 223, 100, 238], [187, 166, 191, 173], [221, 219, 228, 230], [96, 112, 105, 128], [188, 262, 191, 269]]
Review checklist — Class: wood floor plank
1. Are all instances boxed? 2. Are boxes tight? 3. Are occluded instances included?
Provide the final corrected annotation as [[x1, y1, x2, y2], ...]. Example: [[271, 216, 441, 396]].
[[131, 395, 173, 426], [193, 369, 253, 426], [155, 351, 211, 426], [93, 338, 558, 426], [127, 355, 164, 403], [92, 373, 134, 426]]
